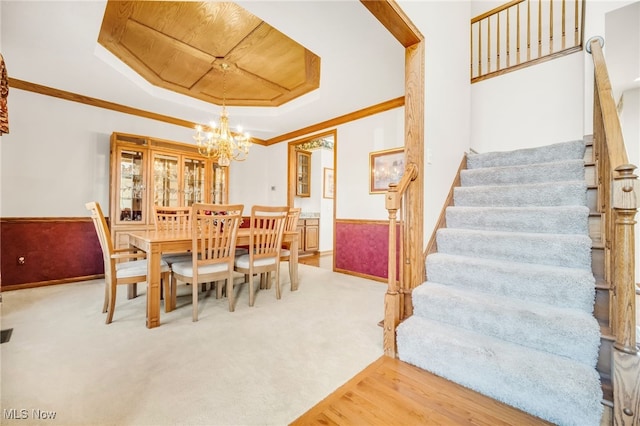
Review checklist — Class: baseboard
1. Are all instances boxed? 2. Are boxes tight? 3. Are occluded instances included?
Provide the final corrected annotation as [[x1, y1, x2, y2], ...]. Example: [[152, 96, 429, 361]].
[[1, 274, 104, 292]]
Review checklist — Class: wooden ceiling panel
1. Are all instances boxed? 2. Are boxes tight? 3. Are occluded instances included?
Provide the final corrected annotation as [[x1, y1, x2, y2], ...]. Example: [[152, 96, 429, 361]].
[[98, 1, 321, 107], [120, 20, 213, 89], [196, 68, 283, 105], [130, 2, 261, 58], [230, 25, 309, 91]]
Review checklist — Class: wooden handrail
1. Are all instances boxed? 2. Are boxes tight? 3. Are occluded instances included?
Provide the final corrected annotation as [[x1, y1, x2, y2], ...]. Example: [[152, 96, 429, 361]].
[[589, 37, 637, 354], [383, 163, 418, 357], [589, 36, 639, 426]]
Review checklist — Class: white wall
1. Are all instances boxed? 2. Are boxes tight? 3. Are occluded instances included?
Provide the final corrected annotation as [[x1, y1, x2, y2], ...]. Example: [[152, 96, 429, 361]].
[[400, 0, 473, 241], [335, 108, 405, 220], [0, 89, 198, 217], [582, 0, 637, 134], [471, 52, 585, 153], [605, 1, 640, 281]]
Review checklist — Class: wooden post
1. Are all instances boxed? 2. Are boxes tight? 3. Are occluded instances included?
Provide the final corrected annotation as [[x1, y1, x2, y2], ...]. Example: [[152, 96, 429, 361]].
[[384, 188, 400, 357], [612, 164, 638, 354]]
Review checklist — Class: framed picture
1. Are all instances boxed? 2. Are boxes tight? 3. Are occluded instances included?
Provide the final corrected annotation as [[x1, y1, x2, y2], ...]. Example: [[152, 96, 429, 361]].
[[323, 167, 334, 199], [369, 147, 405, 193]]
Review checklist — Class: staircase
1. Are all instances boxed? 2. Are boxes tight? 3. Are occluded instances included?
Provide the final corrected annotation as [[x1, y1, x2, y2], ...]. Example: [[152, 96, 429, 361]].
[[396, 139, 605, 426]]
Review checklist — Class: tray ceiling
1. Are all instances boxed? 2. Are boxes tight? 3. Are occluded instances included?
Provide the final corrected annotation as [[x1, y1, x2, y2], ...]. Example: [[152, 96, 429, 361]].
[[98, 1, 321, 107]]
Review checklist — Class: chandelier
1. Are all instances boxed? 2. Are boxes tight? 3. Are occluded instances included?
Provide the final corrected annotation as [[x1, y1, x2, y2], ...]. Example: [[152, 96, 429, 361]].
[[194, 63, 251, 166]]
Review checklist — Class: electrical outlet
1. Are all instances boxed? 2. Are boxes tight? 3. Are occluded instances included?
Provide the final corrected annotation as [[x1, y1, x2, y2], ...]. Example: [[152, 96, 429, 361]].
[[17, 256, 25, 265]]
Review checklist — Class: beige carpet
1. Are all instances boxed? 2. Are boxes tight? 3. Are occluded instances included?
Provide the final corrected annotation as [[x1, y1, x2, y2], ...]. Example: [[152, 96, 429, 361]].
[[0, 264, 386, 426]]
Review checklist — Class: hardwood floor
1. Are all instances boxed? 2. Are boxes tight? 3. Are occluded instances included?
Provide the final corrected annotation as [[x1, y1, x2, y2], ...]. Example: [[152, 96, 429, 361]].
[[290, 355, 552, 426], [298, 253, 333, 270]]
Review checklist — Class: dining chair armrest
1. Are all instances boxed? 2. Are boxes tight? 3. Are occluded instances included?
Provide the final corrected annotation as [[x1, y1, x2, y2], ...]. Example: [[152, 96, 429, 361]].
[[111, 252, 147, 261]]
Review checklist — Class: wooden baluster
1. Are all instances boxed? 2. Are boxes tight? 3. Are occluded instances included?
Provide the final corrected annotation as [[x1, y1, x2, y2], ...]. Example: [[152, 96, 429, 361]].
[[549, 0, 554, 54], [574, 0, 579, 46], [478, 21, 482, 77], [497, 12, 501, 71], [506, 9, 511, 67], [561, 0, 566, 49], [517, 3, 521, 64], [537, 0, 542, 57], [527, 0, 531, 61], [487, 17, 491, 72]]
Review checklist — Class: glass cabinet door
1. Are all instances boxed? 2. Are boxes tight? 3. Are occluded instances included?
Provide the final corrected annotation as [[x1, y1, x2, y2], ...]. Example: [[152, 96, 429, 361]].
[[210, 163, 227, 204], [153, 153, 180, 207], [296, 150, 311, 197], [183, 157, 206, 206], [116, 148, 146, 224]]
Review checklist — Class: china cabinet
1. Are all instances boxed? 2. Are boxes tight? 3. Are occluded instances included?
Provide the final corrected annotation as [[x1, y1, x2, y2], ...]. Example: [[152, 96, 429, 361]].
[[109, 132, 228, 248], [296, 150, 311, 197]]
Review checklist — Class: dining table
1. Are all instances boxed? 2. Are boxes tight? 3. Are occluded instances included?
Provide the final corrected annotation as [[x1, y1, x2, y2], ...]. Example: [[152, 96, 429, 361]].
[[126, 227, 299, 328]]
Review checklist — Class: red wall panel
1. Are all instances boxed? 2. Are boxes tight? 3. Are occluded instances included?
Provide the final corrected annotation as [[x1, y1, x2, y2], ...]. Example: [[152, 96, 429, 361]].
[[334, 220, 399, 280], [1, 219, 103, 289]]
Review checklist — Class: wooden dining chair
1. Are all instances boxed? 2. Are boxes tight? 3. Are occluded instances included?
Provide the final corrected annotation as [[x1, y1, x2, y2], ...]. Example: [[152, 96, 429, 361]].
[[277, 207, 301, 288], [170, 203, 244, 320], [85, 201, 170, 324], [234, 205, 289, 306], [153, 205, 193, 265]]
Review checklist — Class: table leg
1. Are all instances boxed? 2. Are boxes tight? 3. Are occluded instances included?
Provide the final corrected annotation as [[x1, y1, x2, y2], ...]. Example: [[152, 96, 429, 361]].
[[290, 237, 299, 291], [146, 243, 161, 328]]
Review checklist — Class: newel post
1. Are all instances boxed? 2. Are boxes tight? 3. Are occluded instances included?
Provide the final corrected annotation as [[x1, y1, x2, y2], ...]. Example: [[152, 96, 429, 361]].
[[612, 164, 638, 354], [383, 184, 400, 357]]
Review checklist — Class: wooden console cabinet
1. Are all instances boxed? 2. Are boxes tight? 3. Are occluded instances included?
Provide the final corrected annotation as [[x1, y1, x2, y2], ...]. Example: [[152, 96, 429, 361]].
[[109, 132, 228, 248], [297, 218, 319, 254]]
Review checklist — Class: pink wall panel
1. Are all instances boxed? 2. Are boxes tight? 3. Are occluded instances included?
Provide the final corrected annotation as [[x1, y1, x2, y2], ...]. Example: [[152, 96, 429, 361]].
[[1, 219, 103, 288], [334, 220, 398, 280]]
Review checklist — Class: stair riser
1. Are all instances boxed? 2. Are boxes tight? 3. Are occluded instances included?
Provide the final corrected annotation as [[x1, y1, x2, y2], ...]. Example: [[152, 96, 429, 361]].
[[446, 206, 589, 235], [454, 182, 587, 208], [412, 284, 601, 366], [594, 287, 611, 327], [589, 214, 603, 245], [587, 187, 597, 212], [466, 140, 586, 169], [461, 160, 586, 187], [397, 316, 604, 426], [426, 253, 596, 312], [597, 337, 614, 378], [436, 229, 593, 269], [592, 247, 605, 281]]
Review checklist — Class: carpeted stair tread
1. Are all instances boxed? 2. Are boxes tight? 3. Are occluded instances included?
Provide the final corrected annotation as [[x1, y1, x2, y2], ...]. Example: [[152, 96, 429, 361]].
[[453, 180, 587, 207], [411, 282, 601, 367], [466, 140, 586, 169], [460, 159, 585, 187], [426, 253, 596, 312], [436, 228, 592, 269], [445, 205, 590, 234], [397, 316, 603, 426]]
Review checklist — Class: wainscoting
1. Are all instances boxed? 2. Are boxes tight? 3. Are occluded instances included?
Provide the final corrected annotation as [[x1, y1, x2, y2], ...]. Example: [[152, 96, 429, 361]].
[[334, 219, 399, 282], [0, 218, 103, 290]]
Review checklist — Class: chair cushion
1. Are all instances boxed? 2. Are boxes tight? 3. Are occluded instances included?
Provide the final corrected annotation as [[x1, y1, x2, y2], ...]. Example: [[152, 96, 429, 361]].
[[116, 259, 170, 279], [235, 248, 249, 256], [234, 254, 277, 269], [162, 253, 193, 265], [171, 260, 230, 278]]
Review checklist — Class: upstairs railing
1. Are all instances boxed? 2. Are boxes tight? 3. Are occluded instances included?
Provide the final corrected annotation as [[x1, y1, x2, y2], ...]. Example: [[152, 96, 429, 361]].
[[588, 36, 639, 425], [471, 0, 585, 83], [383, 163, 418, 357]]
